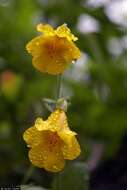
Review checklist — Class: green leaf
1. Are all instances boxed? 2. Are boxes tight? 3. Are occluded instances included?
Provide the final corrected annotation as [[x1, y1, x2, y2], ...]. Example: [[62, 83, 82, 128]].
[[52, 162, 89, 190], [21, 185, 49, 190]]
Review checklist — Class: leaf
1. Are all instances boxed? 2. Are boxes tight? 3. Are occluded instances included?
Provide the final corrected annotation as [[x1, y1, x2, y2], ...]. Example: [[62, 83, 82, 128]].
[[21, 185, 48, 190], [52, 162, 89, 190]]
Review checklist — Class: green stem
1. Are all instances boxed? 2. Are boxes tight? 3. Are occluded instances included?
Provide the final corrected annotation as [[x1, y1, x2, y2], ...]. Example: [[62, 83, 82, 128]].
[[57, 172, 61, 190], [21, 165, 34, 184], [56, 74, 62, 100], [56, 75, 62, 190]]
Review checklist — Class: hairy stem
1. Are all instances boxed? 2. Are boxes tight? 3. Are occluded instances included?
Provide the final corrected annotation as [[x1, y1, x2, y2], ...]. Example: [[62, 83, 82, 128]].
[[56, 74, 62, 190], [56, 74, 62, 100]]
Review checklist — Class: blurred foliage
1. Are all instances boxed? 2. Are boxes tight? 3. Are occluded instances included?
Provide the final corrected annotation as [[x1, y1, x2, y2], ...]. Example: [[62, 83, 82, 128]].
[[0, 0, 127, 188], [52, 162, 89, 190], [21, 185, 48, 190]]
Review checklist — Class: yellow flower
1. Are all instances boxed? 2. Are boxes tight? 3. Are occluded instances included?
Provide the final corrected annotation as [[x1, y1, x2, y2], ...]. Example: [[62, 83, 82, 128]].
[[26, 24, 81, 75], [23, 109, 81, 172]]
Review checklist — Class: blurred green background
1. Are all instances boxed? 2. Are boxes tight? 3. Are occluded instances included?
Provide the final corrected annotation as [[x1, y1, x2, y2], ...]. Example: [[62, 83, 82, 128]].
[[1, 0, 127, 189]]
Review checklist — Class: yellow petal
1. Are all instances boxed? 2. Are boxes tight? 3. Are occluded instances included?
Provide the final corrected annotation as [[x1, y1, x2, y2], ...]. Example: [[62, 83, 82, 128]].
[[32, 54, 69, 75], [29, 146, 45, 168], [62, 40, 81, 62], [34, 118, 47, 131], [37, 24, 55, 36], [56, 24, 78, 41], [29, 130, 65, 172], [23, 126, 42, 147], [27, 36, 68, 75], [26, 23, 81, 75], [58, 130, 81, 160], [47, 109, 69, 130], [35, 109, 68, 132], [36, 23, 78, 42], [43, 147, 65, 172], [26, 36, 44, 56], [26, 34, 80, 75], [23, 109, 81, 171]]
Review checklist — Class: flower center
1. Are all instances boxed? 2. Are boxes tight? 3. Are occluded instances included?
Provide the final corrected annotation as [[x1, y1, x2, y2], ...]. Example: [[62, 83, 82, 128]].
[[44, 36, 66, 59], [48, 132, 60, 151]]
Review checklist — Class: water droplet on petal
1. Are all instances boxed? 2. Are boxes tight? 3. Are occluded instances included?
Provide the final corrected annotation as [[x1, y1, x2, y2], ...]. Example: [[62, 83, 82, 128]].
[[36, 42, 39, 46], [53, 165, 58, 170]]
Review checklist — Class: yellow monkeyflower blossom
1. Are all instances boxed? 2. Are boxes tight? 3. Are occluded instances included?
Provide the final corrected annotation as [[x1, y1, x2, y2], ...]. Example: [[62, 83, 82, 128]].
[[26, 24, 81, 75], [23, 109, 81, 172]]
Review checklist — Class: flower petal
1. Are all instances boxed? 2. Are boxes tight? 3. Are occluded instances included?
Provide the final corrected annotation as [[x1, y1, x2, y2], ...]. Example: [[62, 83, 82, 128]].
[[47, 109, 69, 130], [33, 55, 68, 75], [29, 130, 65, 172], [26, 36, 44, 56], [43, 147, 65, 172], [34, 118, 48, 131], [37, 24, 55, 36], [23, 126, 42, 147], [62, 40, 81, 63], [28, 37, 69, 75], [58, 130, 81, 160], [35, 110, 69, 132], [29, 146, 45, 168], [56, 24, 78, 41], [26, 32, 80, 75]]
